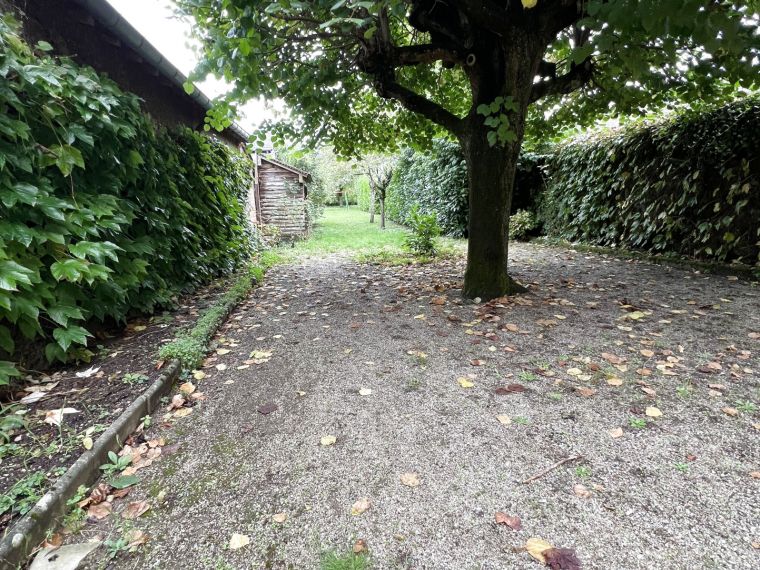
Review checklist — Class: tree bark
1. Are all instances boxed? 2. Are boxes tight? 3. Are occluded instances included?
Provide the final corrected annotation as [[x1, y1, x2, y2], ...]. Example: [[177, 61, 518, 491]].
[[461, 131, 525, 299], [369, 185, 376, 223], [380, 191, 386, 229], [460, 35, 542, 300]]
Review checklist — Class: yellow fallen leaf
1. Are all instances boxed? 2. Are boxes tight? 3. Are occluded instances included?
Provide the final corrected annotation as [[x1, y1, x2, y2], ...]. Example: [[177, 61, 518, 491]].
[[179, 382, 195, 395], [645, 406, 662, 418], [457, 377, 474, 388], [173, 407, 192, 418], [133, 325, 147, 332], [229, 533, 250, 550], [215, 364, 227, 371], [192, 370, 206, 381], [606, 377, 623, 386], [497, 415, 512, 425], [216, 348, 231, 355], [351, 498, 371, 515], [320, 435, 336, 446], [525, 537, 553, 563], [82, 436, 93, 450], [566, 367, 582, 376], [640, 349, 655, 358]]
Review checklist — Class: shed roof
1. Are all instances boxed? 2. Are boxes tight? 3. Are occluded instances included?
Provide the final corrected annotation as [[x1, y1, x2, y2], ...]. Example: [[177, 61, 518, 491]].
[[72, 0, 249, 145], [258, 155, 312, 180]]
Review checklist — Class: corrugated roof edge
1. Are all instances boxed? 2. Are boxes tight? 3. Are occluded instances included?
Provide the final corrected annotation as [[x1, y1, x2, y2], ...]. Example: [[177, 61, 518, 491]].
[[73, 0, 250, 144]]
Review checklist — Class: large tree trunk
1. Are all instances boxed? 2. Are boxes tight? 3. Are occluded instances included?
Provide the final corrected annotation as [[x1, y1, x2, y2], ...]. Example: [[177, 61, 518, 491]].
[[460, 36, 542, 300], [461, 132, 524, 299]]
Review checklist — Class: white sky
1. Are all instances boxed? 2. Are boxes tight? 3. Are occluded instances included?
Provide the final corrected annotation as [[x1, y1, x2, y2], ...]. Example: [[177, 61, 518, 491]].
[[105, 0, 275, 131]]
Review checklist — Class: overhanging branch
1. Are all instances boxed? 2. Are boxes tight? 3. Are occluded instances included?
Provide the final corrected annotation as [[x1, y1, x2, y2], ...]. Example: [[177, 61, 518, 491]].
[[530, 58, 594, 103]]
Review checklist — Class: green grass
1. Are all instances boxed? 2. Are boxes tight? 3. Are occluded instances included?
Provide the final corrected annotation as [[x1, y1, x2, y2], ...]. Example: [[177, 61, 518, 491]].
[[320, 550, 370, 570], [288, 206, 464, 263]]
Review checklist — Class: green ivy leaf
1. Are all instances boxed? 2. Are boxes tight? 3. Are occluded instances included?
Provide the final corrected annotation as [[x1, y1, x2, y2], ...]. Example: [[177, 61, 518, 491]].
[[52, 325, 91, 352]]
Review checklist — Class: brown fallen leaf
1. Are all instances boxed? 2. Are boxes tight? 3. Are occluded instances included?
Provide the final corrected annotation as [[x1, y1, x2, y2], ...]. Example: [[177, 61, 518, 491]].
[[167, 394, 185, 411], [722, 406, 739, 417], [609, 427, 624, 439], [430, 296, 446, 305], [351, 498, 371, 515], [645, 406, 662, 418], [125, 529, 149, 548], [544, 547, 582, 570], [173, 407, 192, 418], [640, 349, 655, 358], [606, 377, 623, 386], [257, 402, 278, 415], [601, 352, 626, 365], [750, 471, 760, 479], [494, 384, 526, 395], [122, 500, 150, 520], [575, 386, 596, 397], [89, 483, 111, 505], [87, 501, 112, 520], [470, 359, 486, 366], [179, 382, 195, 395], [353, 538, 368, 553], [573, 484, 592, 499], [641, 387, 657, 397], [272, 512, 288, 523], [494, 512, 521, 530]]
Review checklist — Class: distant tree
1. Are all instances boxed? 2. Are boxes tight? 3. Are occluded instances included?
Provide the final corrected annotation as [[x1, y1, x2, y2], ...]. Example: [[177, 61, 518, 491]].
[[366, 159, 395, 229], [183, 0, 759, 299]]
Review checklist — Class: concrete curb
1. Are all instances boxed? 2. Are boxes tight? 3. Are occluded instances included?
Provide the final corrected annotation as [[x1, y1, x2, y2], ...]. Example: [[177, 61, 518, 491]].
[[0, 359, 181, 569]]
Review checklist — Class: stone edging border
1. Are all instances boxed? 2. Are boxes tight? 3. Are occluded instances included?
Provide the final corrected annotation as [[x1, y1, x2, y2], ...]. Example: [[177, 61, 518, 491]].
[[0, 359, 182, 569]]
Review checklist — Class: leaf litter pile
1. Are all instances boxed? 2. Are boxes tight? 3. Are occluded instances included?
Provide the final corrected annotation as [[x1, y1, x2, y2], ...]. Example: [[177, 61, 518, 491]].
[[61, 245, 757, 569]]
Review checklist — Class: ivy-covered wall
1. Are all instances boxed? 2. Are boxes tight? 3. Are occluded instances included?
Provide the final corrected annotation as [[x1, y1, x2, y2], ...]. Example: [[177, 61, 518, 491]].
[[0, 16, 256, 383], [384, 139, 544, 238], [541, 97, 759, 266]]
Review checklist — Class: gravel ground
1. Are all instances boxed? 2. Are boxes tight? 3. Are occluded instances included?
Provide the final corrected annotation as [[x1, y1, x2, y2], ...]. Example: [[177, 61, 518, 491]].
[[75, 244, 759, 570]]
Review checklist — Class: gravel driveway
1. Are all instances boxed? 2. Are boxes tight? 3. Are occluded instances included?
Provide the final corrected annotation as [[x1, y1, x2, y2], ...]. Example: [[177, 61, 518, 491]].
[[78, 244, 759, 569]]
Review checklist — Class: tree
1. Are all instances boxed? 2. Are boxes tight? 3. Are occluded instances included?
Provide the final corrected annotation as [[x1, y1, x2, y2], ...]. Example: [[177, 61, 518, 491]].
[[367, 161, 394, 229], [182, 0, 758, 299]]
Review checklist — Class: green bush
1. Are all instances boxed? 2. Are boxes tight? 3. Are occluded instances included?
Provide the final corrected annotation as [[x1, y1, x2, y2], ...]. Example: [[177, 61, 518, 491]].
[[0, 16, 256, 384], [386, 140, 545, 237], [509, 210, 538, 241], [540, 97, 760, 265], [403, 205, 441, 256]]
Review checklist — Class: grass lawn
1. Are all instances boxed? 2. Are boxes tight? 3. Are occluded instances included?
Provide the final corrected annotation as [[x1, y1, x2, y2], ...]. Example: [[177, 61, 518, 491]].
[[288, 206, 465, 262]]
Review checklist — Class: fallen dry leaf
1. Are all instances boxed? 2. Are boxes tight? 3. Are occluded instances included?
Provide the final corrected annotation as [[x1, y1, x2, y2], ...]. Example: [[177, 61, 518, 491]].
[[601, 353, 626, 365], [430, 296, 446, 305], [173, 407, 192, 418], [351, 498, 371, 515], [43, 407, 80, 426], [609, 427, 624, 439], [353, 538, 368, 553], [544, 547, 582, 570], [494, 384, 526, 395], [640, 349, 655, 358], [122, 500, 150, 520], [358, 388, 372, 396], [525, 537, 554, 563], [400, 472, 420, 487], [320, 435, 336, 446], [750, 471, 760, 479], [87, 501, 112, 520], [606, 377, 623, 386], [573, 484, 592, 499], [722, 406, 739, 417], [179, 382, 196, 395], [645, 406, 662, 418], [494, 512, 521, 530], [229, 533, 250, 550], [497, 415, 512, 425], [272, 512, 288, 523], [457, 377, 474, 388], [257, 402, 278, 415], [575, 387, 596, 397], [192, 370, 206, 380], [125, 529, 149, 548]]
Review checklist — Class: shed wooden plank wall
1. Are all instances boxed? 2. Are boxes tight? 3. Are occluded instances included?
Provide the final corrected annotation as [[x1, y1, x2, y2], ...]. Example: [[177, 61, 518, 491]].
[[258, 161, 307, 236]]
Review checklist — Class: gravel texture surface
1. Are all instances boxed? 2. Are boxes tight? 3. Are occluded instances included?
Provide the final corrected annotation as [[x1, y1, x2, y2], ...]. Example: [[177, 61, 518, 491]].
[[77, 244, 759, 570]]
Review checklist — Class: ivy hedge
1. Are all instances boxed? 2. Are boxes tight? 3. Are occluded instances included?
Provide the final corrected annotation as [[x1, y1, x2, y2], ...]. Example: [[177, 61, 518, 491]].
[[0, 16, 256, 384], [540, 97, 759, 266], [384, 139, 545, 237]]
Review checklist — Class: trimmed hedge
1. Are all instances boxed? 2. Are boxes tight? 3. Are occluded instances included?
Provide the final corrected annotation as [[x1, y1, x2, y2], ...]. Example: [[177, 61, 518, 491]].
[[540, 97, 760, 266], [385, 140, 545, 237], [0, 16, 256, 383]]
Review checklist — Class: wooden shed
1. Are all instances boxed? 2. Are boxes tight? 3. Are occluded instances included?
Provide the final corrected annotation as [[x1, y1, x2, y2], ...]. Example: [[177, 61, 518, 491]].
[[253, 155, 311, 237]]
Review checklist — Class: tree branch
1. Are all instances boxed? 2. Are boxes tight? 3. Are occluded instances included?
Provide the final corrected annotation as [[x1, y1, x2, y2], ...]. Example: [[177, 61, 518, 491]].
[[457, 0, 512, 35], [393, 44, 462, 66], [529, 58, 594, 103]]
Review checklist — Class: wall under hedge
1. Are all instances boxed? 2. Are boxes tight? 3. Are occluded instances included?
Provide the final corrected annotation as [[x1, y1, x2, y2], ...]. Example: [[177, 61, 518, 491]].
[[0, 16, 256, 382], [541, 97, 760, 266], [385, 140, 544, 237]]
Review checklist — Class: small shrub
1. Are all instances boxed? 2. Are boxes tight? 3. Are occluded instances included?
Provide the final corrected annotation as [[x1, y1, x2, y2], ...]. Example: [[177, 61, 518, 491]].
[[509, 210, 538, 240], [403, 206, 441, 257]]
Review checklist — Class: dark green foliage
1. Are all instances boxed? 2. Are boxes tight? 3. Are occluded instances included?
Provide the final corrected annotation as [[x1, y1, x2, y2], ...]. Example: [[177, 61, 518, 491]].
[[540, 97, 760, 266], [386, 140, 545, 237], [403, 206, 441, 257], [508, 210, 538, 241], [0, 17, 256, 384]]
